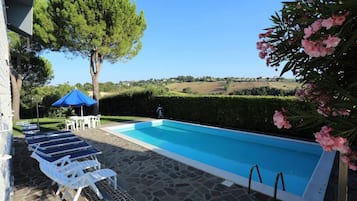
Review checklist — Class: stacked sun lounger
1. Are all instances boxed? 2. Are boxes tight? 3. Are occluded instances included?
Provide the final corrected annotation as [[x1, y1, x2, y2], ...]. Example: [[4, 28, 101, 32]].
[[21, 123, 40, 134], [21, 124, 117, 201]]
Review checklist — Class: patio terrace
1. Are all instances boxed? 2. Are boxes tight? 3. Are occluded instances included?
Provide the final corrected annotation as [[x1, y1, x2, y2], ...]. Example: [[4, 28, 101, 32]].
[[12, 120, 357, 201]]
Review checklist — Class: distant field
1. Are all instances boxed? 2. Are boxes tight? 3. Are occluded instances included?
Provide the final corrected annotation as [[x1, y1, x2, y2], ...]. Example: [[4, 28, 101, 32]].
[[167, 82, 226, 94], [92, 80, 301, 96], [167, 81, 300, 95]]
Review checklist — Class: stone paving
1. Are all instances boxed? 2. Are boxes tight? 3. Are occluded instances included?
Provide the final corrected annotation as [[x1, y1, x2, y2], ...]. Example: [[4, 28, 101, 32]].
[[12, 137, 89, 201], [11, 119, 357, 201], [11, 137, 135, 201]]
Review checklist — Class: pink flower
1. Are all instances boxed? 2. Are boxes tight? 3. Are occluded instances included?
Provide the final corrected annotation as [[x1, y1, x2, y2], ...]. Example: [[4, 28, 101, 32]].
[[322, 17, 334, 29], [266, 57, 271, 66], [314, 126, 335, 151], [257, 30, 276, 66], [295, 88, 306, 101], [259, 51, 266, 59], [314, 126, 354, 157], [258, 33, 265, 39], [333, 137, 351, 154], [273, 110, 292, 129], [311, 19, 322, 32], [258, 29, 274, 39], [341, 152, 357, 171], [349, 163, 357, 171], [256, 41, 264, 50], [317, 105, 331, 117], [301, 39, 315, 54], [305, 83, 315, 94], [303, 20, 322, 39], [321, 12, 348, 29], [333, 14, 347, 26], [321, 47, 335, 56], [302, 38, 337, 58], [323, 36, 341, 48], [341, 155, 350, 163], [266, 28, 274, 36], [301, 39, 323, 57], [332, 108, 351, 117], [304, 27, 314, 39]]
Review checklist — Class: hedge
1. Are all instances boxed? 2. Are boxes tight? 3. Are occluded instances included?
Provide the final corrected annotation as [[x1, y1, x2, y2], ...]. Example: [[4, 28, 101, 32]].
[[100, 93, 316, 140]]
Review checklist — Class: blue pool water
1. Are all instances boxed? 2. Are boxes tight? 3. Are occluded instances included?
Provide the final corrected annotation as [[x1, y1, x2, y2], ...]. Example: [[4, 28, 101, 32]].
[[109, 120, 329, 197]]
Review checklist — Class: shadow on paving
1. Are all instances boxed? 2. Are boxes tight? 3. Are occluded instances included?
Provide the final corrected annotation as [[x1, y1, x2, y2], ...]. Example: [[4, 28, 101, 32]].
[[11, 137, 134, 201]]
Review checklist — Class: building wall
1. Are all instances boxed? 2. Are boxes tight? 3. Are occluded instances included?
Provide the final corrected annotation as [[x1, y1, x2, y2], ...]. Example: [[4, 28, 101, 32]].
[[0, 0, 13, 200]]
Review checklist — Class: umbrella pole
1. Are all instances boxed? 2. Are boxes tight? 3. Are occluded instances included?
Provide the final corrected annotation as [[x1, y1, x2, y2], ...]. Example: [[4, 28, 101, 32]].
[[81, 106, 83, 117], [36, 102, 40, 128]]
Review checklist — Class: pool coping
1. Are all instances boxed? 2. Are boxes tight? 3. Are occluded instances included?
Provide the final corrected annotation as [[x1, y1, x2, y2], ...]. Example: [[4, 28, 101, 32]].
[[102, 119, 335, 201]]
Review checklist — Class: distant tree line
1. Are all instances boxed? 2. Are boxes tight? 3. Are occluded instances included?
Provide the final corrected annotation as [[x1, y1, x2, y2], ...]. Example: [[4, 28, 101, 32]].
[[229, 86, 297, 96], [21, 78, 297, 119], [71, 76, 297, 93]]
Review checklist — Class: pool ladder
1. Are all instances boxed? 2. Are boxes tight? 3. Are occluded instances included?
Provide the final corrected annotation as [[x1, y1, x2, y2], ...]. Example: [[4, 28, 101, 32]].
[[247, 164, 286, 201], [248, 164, 263, 193], [274, 172, 286, 200]]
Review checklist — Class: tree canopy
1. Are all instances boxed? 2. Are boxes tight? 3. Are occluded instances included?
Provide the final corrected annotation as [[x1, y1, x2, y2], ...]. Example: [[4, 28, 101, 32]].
[[47, 0, 146, 60], [44, 0, 146, 113], [9, 31, 54, 120]]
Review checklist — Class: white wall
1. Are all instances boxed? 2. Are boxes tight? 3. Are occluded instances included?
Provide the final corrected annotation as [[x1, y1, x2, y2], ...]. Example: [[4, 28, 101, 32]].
[[0, 0, 13, 200], [0, 0, 11, 129]]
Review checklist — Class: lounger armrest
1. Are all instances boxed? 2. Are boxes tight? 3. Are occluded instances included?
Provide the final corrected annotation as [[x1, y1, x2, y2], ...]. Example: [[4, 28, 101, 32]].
[[61, 160, 101, 174], [52, 155, 72, 167], [63, 167, 84, 178], [67, 173, 92, 187], [33, 143, 41, 152]]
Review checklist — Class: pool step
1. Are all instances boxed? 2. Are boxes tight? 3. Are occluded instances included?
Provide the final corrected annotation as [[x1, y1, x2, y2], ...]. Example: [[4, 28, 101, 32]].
[[221, 180, 234, 187]]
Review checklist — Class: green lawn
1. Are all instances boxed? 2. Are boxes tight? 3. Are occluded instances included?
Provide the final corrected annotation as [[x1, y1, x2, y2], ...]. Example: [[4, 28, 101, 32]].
[[13, 116, 144, 137]]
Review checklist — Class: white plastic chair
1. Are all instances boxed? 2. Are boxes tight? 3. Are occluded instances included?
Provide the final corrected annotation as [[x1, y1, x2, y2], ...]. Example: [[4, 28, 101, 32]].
[[82, 117, 91, 129], [65, 119, 75, 131], [96, 114, 101, 126], [69, 116, 81, 130]]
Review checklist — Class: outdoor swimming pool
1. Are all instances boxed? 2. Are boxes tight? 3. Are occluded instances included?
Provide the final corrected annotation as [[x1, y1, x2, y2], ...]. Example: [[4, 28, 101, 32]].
[[104, 120, 335, 201]]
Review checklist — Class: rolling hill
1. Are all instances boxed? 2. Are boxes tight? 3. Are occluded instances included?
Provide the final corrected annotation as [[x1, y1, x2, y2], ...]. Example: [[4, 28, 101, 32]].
[[166, 80, 300, 95]]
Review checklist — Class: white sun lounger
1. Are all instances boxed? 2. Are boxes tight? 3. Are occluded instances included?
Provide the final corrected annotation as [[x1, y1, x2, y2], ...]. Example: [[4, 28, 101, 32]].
[[26, 133, 77, 146], [31, 152, 117, 201], [31, 152, 101, 172], [25, 130, 73, 140], [31, 141, 92, 156], [36, 148, 102, 162], [28, 137, 84, 150]]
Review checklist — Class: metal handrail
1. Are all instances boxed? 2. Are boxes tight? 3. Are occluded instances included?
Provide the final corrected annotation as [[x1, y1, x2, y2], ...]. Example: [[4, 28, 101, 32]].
[[274, 172, 286, 200], [248, 164, 263, 193]]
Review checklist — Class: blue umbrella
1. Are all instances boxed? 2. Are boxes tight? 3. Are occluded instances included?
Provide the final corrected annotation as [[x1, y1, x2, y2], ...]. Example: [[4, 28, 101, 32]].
[[52, 89, 96, 116]]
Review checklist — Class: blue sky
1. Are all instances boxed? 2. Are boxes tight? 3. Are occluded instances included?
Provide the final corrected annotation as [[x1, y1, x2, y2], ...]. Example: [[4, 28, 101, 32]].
[[42, 0, 291, 85]]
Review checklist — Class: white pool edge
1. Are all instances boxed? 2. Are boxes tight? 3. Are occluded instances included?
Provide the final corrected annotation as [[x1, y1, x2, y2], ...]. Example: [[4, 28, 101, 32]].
[[303, 150, 336, 201], [102, 120, 335, 201]]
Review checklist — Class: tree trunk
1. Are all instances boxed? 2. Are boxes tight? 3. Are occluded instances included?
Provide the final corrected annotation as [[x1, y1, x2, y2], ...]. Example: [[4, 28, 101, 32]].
[[338, 152, 348, 201], [91, 73, 100, 114], [10, 73, 22, 121], [10, 54, 23, 121], [90, 48, 103, 114]]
